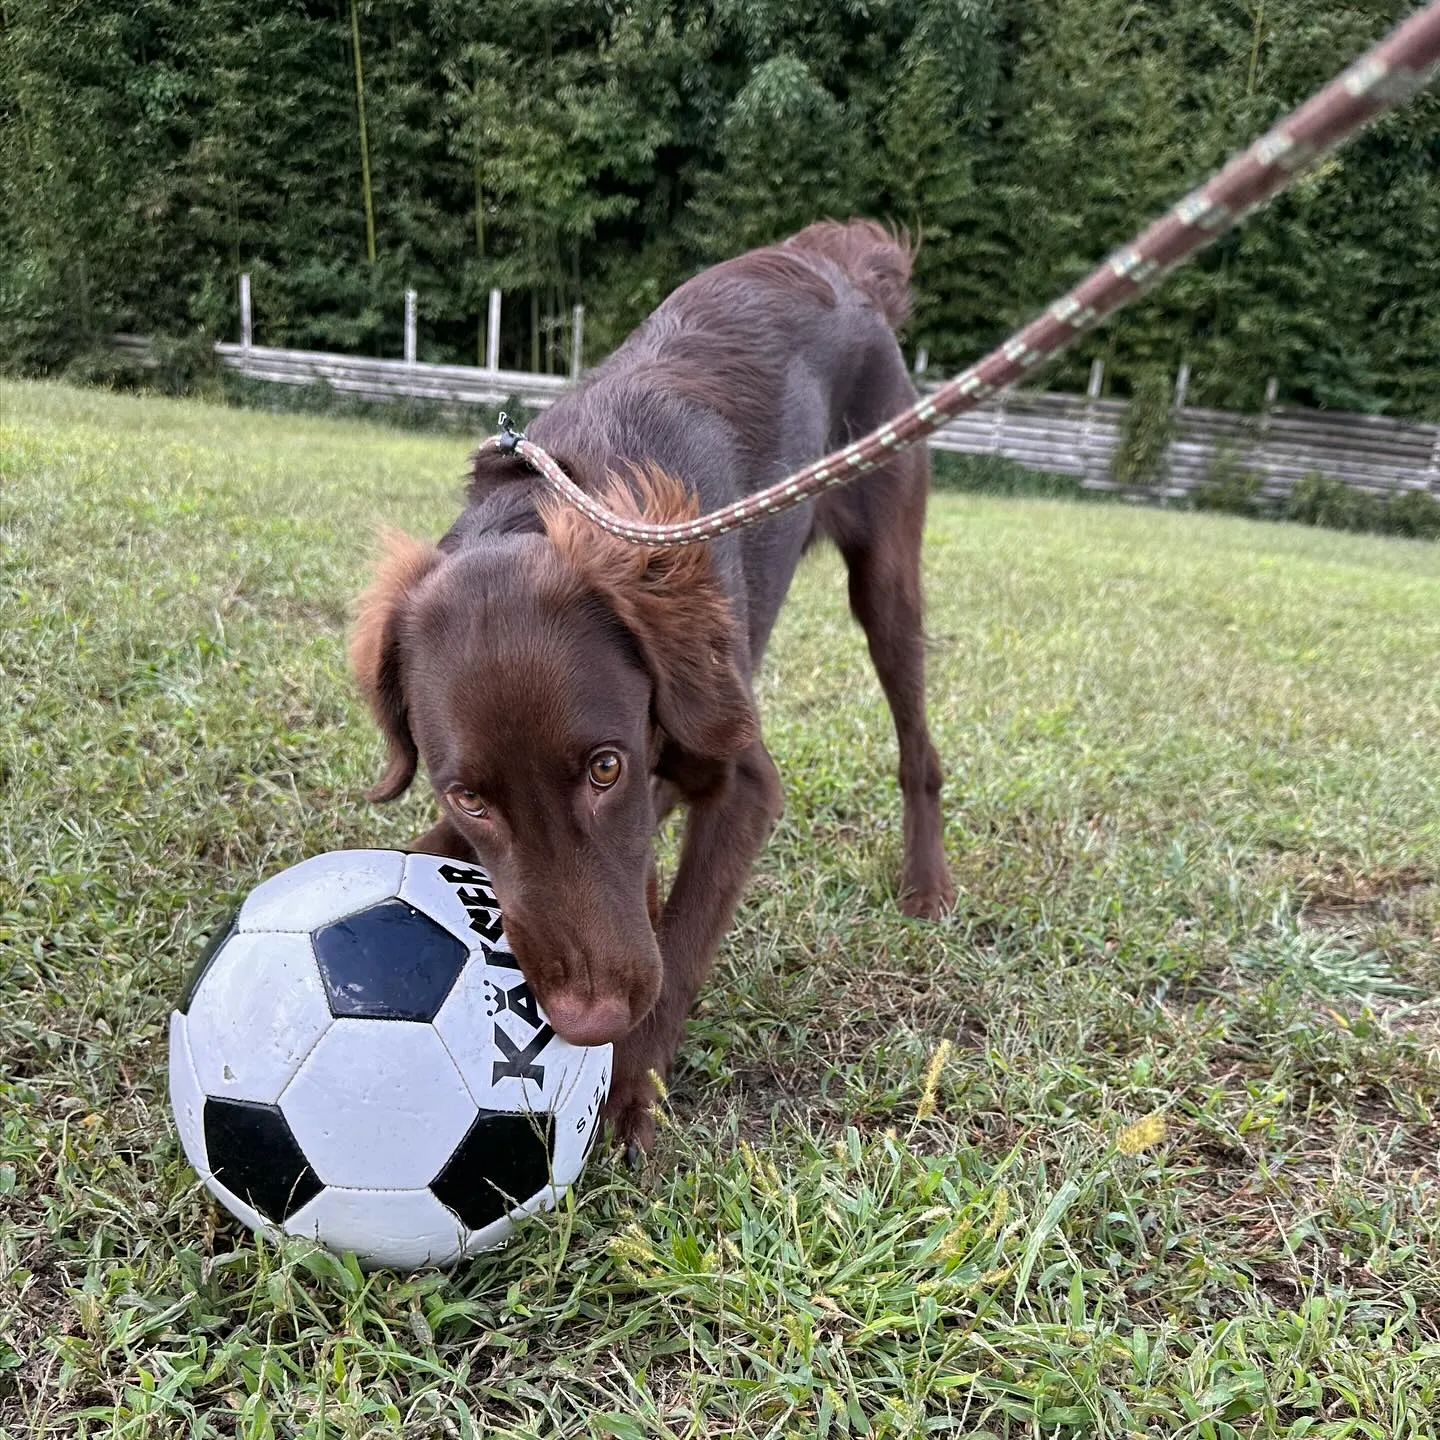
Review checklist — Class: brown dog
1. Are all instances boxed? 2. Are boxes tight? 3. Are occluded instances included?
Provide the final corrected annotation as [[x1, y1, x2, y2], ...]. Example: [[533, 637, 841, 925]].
[[350, 220, 955, 1153]]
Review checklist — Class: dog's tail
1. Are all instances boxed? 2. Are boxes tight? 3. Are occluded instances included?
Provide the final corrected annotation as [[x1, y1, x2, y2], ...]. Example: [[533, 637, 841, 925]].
[[784, 219, 913, 331]]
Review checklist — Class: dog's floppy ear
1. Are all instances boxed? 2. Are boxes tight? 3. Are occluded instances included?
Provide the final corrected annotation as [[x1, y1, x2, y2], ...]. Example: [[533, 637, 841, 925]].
[[348, 529, 440, 801], [542, 466, 757, 760]]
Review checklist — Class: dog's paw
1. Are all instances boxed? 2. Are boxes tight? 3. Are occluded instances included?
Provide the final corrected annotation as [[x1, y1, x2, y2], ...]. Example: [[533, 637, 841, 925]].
[[900, 875, 958, 920], [602, 1087, 657, 1159], [603, 1034, 675, 1160]]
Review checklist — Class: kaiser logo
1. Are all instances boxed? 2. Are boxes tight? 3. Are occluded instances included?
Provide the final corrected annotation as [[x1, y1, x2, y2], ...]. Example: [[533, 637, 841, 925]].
[[438, 861, 555, 1085], [437, 862, 504, 944]]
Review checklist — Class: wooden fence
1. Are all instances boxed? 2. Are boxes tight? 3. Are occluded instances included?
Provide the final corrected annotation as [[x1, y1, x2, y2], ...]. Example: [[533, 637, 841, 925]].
[[112, 333, 571, 412], [113, 331, 1440, 505], [929, 388, 1440, 502]]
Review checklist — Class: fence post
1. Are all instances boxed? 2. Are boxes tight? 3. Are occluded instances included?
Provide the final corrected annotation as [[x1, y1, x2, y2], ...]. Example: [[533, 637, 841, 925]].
[[1080, 358, 1105, 487], [988, 386, 1008, 462], [404, 289, 417, 365], [486, 288, 502, 373], [1163, 362, 1192, 499], [1172, 362, 1191, 413], [239, 273, 252, 350], [1253, 376, 1280, 492], [571, 304, 584, 381]]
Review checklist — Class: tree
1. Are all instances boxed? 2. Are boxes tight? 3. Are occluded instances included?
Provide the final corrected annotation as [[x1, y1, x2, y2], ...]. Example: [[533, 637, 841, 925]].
[[1, 0, 1436, 417], [686, 55, 866, 258]]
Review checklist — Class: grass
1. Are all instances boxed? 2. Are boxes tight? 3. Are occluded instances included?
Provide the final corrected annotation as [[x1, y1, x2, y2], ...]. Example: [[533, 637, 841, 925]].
[[3, 378, 1440, 1439]]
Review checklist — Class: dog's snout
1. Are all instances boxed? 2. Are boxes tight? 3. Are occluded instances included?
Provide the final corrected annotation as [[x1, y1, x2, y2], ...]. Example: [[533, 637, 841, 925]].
[[544, 990, 633, 1047]]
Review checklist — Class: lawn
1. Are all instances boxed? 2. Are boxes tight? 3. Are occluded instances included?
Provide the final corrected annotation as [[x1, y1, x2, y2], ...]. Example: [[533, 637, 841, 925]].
[[3, 378, 1440, 1439]]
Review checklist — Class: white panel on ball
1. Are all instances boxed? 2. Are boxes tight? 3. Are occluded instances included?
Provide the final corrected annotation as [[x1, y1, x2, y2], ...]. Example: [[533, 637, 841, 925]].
[[429, 954, 502, 1104], [465, 1214, 518, 1255], [168, 1011, 210, 1178], [281, 1018, 476, 1189], [284, 1187, 467, 1272], [431, 950, 600, 1113], [399, 853, 500, 949], [490, 970, 596, 1115], [549, 1046, 612, 1189], [238, 849, 406, 934], [186, 931, 333, 1104]]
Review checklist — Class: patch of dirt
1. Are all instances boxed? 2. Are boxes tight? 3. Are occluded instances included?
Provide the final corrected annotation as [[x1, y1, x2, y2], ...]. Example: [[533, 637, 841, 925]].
[[730, 1074, 826, 1144], [1246, 1242, 1393, 1307], [1297, 864, 1435, 935], [5, 1248, 80, 1416], [1181, 1102, 1439, 1216]]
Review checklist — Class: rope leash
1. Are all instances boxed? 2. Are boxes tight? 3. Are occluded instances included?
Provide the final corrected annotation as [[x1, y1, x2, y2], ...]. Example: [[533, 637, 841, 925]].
[[478, 1, 1440, 548]]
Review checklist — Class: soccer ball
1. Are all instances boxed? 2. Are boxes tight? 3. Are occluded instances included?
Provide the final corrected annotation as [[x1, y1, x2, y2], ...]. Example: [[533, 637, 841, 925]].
[[168, 849, 611, 1270]]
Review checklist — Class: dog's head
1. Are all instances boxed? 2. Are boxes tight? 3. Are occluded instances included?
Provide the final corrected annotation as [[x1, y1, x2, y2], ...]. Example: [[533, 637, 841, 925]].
[[348, 466, 756, 1046]]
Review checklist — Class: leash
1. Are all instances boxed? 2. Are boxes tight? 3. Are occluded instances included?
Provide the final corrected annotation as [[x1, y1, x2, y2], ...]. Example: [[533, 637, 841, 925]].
[[478, 1, 1440, 548]]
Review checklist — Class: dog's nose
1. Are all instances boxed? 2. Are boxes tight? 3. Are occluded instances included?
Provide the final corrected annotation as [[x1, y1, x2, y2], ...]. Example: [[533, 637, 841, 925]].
[[543, 991, 632, 1047]]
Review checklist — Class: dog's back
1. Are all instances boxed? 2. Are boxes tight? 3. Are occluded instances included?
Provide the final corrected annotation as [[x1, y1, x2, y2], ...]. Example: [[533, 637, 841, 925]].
[[560, 220, 910, 460], [524, 221, 911, 478]]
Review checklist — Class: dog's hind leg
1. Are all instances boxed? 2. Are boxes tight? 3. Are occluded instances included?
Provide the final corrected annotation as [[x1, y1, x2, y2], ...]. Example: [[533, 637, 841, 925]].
[[825, 441, 955, 920]]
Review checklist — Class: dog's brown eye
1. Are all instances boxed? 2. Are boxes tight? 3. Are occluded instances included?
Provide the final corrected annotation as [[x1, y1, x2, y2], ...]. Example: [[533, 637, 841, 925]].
[[588, 751, 622, 789], [448, 787, 489, 819]]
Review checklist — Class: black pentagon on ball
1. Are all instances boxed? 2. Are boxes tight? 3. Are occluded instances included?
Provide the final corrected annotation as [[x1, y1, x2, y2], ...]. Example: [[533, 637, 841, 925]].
[[178, 908, 240, 1014], [203, 1097, 323, 1223], [430, 1111, 556, 1231], [312, 899, 469, 1021]]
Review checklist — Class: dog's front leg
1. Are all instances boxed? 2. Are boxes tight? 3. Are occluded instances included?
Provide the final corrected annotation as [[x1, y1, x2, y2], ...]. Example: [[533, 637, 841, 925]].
[[603, 740, 784, 1157]]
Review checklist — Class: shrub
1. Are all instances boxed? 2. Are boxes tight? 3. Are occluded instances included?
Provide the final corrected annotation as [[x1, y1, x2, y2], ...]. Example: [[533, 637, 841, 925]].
[[1111, 368, 1175, 490], [930, 452, 1080, 499], [1286, 471, 1380, 532], [1383, 488, 1440, 540], [59, 346, 155, 392], [146, 333, 222, 395], [1193, 447, 1266, 516], [60, 333, 217, 397]]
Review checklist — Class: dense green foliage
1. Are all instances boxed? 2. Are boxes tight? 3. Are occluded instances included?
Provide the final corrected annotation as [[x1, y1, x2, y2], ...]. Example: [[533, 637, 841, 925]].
[[2, 1, 1438, 414]]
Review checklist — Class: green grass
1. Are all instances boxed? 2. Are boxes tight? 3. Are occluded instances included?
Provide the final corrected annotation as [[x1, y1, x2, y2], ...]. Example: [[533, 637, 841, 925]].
[[4, 378, 1440, 1439]]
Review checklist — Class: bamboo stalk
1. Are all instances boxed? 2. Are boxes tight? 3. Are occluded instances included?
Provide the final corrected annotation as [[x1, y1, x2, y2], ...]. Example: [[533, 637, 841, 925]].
[[349, 0, 377, 265]]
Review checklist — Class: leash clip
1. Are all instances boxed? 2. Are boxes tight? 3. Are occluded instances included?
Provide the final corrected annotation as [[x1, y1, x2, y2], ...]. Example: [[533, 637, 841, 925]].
[[496, 412, 525, 453]]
